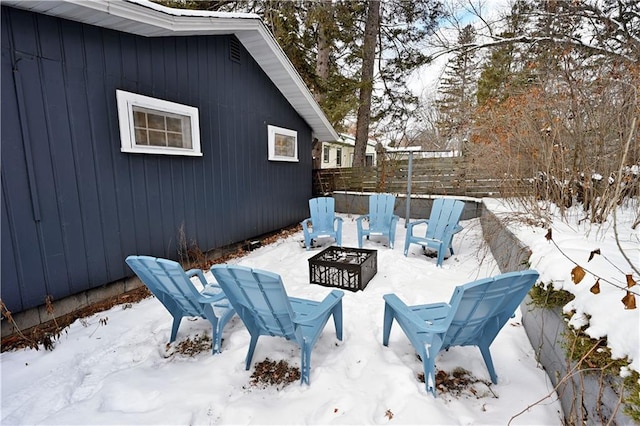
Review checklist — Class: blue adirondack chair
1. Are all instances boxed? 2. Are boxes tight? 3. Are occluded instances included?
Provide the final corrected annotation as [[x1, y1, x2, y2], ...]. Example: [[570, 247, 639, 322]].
[[356, 193, 400, 249], [210, 264, 344, 385], [403, 198, 465, 266], [125, 255, 236, 354], [301, 197, 343, 250], [382, 269, 540, 396]]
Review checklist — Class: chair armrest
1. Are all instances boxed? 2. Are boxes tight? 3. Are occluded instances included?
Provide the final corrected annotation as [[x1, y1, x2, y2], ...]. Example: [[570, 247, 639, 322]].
[[355, 214, 370, 224], [334, 217, 344, 224], [383, 294, 432, 333], [301, 218, 311, 227], [293, 290, 344, 325], [197, 288, 228, 304], [452, 224, 464, 234], [406, 219, 429, 234], [186, 268, 209, 287], [383, 294, 451, 333]]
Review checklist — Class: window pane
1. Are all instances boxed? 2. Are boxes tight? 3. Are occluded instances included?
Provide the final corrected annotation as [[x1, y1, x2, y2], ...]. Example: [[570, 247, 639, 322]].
[[166, 116, 182, 132], [167, 132, 182, 148], [148, 130, 166, 146], [133, 110, 147, 127], [274, 134, 295, 157], [134, 128, 149, 145], [147, 114, 165, 130]]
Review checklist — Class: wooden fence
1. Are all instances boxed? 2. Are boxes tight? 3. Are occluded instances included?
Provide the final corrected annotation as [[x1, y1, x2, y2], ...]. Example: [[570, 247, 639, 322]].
[[313, 156, 532, 198]]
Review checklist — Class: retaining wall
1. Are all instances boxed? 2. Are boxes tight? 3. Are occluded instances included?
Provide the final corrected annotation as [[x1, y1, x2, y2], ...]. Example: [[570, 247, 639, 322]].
[[480, 207, 633, 425]]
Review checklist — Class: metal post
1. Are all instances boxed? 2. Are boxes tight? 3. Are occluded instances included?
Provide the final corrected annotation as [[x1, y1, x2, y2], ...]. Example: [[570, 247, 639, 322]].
[[405, 150, 413, 227]]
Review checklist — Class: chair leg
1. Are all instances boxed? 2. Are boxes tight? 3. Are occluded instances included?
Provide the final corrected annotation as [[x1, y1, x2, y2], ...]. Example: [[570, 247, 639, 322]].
[[382, 303, 395, 346], [332, 304, 343, 341], [479, 345, 498, 384], [436, 244, 445, 267], [422, 351, 437, 396], [301, 346, 311, 385], [213, 305, 236, 354], [245, 335, 259, 370], [170, 316, 182, 343]]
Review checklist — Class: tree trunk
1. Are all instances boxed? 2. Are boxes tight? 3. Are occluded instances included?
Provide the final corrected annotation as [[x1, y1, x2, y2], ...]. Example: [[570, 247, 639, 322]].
[[353, 0, 380, 167], [314, 0, 332, 105]]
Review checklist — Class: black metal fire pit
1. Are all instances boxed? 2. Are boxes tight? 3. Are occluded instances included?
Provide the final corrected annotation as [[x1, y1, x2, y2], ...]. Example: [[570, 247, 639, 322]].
[[308, 246, 377, 292]]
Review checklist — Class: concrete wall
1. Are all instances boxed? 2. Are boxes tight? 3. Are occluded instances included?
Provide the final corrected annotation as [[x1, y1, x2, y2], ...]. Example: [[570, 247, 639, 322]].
[[332, 191, 482, 222], [480, 206, 633, 425]]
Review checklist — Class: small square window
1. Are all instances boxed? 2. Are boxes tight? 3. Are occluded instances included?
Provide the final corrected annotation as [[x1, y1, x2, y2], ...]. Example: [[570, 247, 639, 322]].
[[268, 125, 298, 162], [117, 90, 201, 156]]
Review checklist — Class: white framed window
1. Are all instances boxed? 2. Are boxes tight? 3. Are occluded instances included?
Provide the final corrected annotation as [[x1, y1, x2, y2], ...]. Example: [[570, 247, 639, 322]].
[[336, 147, 342, 166], [268, 125, 298, 162], [323, 145, 330, 163], [116, 90, 202, 156]]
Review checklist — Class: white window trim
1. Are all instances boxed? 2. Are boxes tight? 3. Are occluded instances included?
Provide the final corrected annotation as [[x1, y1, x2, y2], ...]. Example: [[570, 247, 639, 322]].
[[116, 89, 202, 156], [267, 125, 298, 162]]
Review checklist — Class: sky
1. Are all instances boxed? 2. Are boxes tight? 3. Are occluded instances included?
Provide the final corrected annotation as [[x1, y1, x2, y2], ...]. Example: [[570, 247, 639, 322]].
[[1, 198, 637, 425]]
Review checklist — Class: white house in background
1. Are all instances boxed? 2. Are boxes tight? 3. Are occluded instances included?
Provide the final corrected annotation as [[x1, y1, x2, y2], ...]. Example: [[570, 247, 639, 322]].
[[319, 134, 378, 168]]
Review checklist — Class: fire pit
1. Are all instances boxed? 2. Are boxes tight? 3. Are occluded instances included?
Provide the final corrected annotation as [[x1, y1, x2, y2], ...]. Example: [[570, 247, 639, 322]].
[[308, 246, 377, 292]]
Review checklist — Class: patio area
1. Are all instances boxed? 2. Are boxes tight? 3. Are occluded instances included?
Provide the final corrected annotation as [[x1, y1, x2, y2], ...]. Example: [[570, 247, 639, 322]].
[[0, 214, 562, 425]]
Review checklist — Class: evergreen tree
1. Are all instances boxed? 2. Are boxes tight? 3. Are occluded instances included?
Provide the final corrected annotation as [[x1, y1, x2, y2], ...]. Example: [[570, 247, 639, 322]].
[[475, 1, 534, 106], [435, 24, 479, 152]]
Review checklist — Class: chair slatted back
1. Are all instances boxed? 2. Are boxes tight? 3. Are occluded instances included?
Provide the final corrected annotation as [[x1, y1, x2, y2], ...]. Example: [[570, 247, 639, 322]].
[[309, 197, 336, 234], [425, 198, 465, 242], [126, 256, 204, 317], [444, 271, 538, 348], [368, 194, 396, 232], [210, 265, 299, 341]]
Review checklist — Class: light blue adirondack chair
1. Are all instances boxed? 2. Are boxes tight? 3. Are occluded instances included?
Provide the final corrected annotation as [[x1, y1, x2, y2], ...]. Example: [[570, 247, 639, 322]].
[[403, 198, 465, 266], [210, 264, 344, 385], [356, 193, 400, 249], [301, 197, 343, 250], [382, 269, 540, 396], [125, 255, 236, 354]]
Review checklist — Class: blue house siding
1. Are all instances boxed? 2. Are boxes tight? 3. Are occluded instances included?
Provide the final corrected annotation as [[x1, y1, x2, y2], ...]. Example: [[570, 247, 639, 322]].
[[1, 6, 313, 313]]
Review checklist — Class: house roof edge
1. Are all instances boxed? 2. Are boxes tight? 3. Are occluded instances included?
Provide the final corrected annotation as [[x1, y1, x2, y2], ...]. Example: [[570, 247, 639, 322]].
[[2, 0, 339, 142]]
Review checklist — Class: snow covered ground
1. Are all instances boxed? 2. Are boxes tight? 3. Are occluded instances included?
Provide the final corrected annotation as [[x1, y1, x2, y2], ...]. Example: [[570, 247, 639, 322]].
[[5, 198, 636, 425]]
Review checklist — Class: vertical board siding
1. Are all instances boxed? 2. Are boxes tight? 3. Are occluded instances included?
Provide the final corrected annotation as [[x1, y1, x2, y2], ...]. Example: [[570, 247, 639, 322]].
[[1, 7, 313, 313]]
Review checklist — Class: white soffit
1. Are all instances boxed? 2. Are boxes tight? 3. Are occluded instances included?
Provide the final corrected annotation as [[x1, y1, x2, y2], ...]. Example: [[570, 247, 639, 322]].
[[3, 0, 339, 142]]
